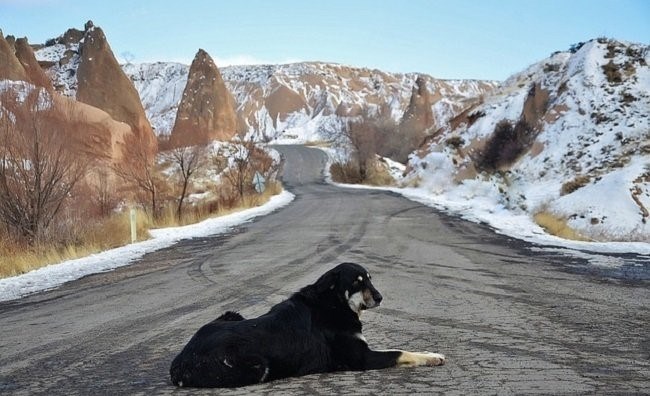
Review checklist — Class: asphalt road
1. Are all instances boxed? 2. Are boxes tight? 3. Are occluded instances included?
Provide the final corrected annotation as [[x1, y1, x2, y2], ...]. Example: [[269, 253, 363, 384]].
[[0, 145, 648, 395]]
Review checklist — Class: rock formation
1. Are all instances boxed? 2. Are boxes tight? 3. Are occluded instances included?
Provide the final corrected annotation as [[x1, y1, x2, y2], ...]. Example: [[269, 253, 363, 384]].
[[14, 37, 53, 91], [76, 21, 156, 155], [400, 75, 435, 135], [170, 49, 238, 147], [0, 32, 29, 81]]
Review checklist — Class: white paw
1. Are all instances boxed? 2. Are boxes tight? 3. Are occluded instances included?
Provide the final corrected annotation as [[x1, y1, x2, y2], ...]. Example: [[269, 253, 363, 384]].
[[420, 352, 445, 366], [398, 351, 446, 367]]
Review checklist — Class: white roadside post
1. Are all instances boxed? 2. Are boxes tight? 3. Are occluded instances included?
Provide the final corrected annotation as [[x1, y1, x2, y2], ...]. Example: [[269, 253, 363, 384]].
[[253, 171, 266, 194], [130, 208, 137, 243]]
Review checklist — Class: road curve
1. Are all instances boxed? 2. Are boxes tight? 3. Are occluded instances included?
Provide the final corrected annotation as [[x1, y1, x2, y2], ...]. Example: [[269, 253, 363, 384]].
[[0, 145, 648, 395]]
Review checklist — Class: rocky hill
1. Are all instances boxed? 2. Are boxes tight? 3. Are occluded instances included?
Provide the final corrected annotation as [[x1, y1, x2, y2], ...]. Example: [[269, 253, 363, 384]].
[[32, 23, 497, 150], [405, 38, 650, 241], [1, 24, 148, 163], [123, 61, 497, 143]]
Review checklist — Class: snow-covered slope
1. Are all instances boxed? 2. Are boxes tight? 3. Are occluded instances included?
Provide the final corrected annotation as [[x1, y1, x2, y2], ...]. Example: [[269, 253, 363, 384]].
[[122, 61, 496, 141], [34, 42, 81, 96], [406, 38, 650, 242], [122, 62, 188, 136]]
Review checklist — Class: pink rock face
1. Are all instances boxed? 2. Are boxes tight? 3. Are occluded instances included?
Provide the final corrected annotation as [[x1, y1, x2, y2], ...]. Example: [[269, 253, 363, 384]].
[[170, 49, 239, 147], [0, 33, 29, 82], [14, 37, 54, 91], [76, 25, 157, 157]]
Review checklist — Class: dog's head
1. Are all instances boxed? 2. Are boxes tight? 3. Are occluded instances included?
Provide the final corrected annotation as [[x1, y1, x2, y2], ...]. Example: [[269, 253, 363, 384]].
[[314, 262, 383, 315]]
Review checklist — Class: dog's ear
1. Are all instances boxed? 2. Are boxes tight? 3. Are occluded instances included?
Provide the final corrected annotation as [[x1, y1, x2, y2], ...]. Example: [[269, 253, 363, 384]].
[[315, 268, 340, 294]]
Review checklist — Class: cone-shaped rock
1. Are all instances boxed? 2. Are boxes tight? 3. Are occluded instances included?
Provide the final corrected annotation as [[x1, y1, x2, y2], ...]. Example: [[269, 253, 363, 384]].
[[14, 37, 54, 91], [400, 75, 435, 134], [76, 23, 156, 155], [0, 32, 29, 81], [170, 49, 238, 147]]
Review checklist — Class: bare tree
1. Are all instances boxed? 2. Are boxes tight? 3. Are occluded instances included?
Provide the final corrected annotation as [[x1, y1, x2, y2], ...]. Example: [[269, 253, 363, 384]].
[[166, 145, 207, 220], [89, 166, 117, 217], [344, 119, 378, 181], [221, 136, 255, 199], [0, 89, 88, 244], [113, 133, 162, 218]]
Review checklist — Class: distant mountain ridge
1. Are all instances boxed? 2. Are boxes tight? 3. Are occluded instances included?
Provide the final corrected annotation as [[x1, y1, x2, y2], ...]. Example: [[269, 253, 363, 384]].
[[122, 61, 497, 143], [29, 22, 498, 148]]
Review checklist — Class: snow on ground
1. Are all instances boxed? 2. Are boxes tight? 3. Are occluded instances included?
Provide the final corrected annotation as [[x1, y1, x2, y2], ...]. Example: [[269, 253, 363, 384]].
[[0, 191, 294, 302]]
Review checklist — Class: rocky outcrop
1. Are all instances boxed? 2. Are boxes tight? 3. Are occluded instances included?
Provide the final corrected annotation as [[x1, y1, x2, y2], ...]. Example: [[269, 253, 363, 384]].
[[400, 76, 435, 135], [14, 38, 53, 91], [76, 22, 156, 155], [264, 84, 308, 127], [51, 94, 133, 161], [0, 32, 29, 81], [170, 49, 238, 147]]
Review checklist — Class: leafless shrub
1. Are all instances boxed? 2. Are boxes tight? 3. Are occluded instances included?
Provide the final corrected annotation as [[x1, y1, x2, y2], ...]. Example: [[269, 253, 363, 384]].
[[445, 136, 465, 149], [330, 160, 363, 184], [221, 134, 281, 199], [560, 175, 590, 196], [467, 110, 486, 125], [602, 61, 623, 84], [344, 119, 378, 181], [88, 166, 118, 218], [164, 145, 207, 220], [113, 133, 165, 219], [0, 89, 89, 244], [376, 116, 423, 164], [475, 119, 534, 172]]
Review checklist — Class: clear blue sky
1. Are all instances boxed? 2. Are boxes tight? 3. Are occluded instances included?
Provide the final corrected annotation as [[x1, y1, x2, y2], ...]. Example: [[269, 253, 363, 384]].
[[1, 0, 648, 81]]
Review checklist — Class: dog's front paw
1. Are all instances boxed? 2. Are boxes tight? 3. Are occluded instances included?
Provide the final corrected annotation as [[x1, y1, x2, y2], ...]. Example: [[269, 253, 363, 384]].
[[397, 351, 446, 367], [421, 352, 445, 366]]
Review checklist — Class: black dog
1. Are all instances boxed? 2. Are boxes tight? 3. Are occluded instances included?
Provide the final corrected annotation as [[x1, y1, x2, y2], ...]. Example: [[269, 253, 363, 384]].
[[170, 262, 445, 388]]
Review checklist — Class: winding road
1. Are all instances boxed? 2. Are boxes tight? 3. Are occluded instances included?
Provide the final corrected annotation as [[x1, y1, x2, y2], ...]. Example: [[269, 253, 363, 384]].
[[0, 145, 648, 395]]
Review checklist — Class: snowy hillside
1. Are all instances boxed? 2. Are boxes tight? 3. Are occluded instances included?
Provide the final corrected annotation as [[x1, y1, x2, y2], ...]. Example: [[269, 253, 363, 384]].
[[34, 42, 81, 96], [122, 62, 188, 136], [32, 29, 496, 145], [405, 38, 650, 242], [123, 61, 496, 141]]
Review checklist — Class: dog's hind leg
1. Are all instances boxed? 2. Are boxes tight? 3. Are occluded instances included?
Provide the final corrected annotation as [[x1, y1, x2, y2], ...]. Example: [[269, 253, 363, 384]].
[[219, 354, 270, 387]]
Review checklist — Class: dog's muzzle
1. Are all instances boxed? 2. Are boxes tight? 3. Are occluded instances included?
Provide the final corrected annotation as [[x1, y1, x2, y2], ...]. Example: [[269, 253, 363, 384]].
[[360, 288, 383, 310]]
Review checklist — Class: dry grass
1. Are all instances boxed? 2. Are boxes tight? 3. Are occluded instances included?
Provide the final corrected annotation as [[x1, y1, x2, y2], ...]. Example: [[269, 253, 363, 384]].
[[0, 210, 150, 278], [330, 161, 363, 184], [364, 163, 396, 186], [305, 140, 332, 148], [0, 182, 284, 279], [534, 211, 589, 241], [560, 175, 590, 196], [153, 181, 283, 229]]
